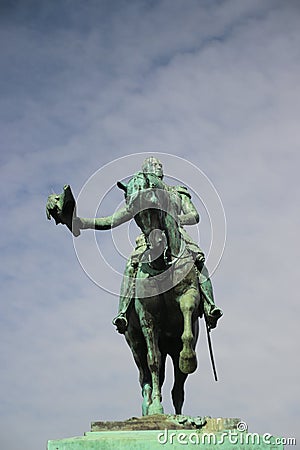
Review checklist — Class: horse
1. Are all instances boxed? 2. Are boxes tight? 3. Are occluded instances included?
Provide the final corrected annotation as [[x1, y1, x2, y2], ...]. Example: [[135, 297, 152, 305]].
[[118, 171, 201, 416]]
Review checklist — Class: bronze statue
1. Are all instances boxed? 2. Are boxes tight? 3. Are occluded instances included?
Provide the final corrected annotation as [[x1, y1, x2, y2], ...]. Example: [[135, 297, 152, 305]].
[[46, 157, 222, 416]]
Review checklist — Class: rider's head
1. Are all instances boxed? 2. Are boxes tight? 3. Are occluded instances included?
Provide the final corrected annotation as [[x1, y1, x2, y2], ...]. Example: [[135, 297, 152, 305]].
[[142, 157, 164, 179]]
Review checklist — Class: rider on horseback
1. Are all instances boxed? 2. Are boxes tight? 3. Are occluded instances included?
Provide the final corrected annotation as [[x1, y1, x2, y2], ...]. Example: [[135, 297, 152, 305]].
[[47, 156, 223, 414], [113, 157, 222, 334]]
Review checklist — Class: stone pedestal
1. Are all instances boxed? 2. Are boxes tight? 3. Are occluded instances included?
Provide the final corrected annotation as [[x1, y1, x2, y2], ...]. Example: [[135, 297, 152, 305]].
[[48, 415, 284, 449]]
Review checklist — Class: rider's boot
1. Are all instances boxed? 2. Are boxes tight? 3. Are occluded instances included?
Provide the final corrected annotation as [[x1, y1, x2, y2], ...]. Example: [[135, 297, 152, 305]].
[[112, 310, 128, 334], [195, 258, 223, 329], [112, 290, 132, 334], [112, 259, 137, 334], [201, 278, 223, 329]]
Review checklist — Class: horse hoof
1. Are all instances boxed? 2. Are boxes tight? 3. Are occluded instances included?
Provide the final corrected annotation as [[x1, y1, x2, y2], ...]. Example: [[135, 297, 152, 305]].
[[148, 400, 164, 415], [179, 351, 197, 374], [148, 405, 164, 415]]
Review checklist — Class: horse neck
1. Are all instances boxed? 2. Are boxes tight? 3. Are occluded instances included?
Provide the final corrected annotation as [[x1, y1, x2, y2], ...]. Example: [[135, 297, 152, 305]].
[[163, 212, 182, 259], [135, 208, 162, 236]]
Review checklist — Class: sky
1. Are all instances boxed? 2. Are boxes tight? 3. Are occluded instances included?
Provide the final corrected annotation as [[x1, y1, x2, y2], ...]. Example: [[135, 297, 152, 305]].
[[0, 0, 300, 449]]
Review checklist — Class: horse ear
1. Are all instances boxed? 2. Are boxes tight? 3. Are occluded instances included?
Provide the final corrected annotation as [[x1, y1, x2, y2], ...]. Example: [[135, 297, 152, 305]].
[[117, 181, 128, 193]]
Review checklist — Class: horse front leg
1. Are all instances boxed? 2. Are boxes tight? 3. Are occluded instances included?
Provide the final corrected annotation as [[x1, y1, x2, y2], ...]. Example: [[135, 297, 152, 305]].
[[179, 288, 199, 374], [136, 297, 164, 415]]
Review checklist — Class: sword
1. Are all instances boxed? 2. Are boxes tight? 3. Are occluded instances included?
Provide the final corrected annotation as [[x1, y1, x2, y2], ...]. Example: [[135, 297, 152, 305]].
[[205, 318, 218, 382]]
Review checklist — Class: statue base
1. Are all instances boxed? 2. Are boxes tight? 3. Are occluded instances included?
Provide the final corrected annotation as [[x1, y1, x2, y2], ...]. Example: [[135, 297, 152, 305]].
[[48, 415, 284, 449]]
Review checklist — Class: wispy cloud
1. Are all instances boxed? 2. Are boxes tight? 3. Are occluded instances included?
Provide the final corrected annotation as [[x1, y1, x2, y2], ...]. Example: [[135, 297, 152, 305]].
[[1, 1, 299, 449]]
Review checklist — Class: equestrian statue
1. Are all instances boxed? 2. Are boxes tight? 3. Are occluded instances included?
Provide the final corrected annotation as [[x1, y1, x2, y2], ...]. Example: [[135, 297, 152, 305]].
[[46, 157, 222, 416]]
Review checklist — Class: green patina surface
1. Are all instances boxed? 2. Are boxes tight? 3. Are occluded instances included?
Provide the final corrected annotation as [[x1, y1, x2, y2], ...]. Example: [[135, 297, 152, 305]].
[[48, 416, 284, 450], [46, 159, 223, 416], [48, 429, 284, 450]]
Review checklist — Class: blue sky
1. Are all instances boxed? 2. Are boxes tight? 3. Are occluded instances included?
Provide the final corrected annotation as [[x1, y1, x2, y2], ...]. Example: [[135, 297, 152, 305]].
[[1, 1, 300, 449]]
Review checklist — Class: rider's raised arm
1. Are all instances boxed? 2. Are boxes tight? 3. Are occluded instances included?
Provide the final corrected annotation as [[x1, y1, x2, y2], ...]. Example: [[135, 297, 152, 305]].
[[77, 206, 133, 230], [177, 187, 200, 226]]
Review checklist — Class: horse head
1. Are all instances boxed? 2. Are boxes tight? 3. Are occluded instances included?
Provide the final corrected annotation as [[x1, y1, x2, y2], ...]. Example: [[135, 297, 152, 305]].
[[117, 171, 167, 214], [117, 171, 182, 268]]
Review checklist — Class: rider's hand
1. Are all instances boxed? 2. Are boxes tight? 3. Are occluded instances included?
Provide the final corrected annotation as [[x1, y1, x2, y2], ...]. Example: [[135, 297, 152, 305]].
[[72, 217, 84, 234]]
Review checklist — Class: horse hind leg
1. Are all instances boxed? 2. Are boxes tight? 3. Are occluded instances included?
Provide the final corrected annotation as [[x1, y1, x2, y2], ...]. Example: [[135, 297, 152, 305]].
[[159, 350, 167, 391], [179, 288, 199, 374], [170, 350, 188, 415]]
